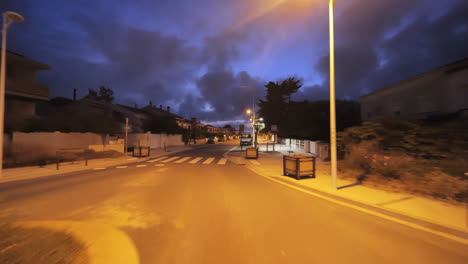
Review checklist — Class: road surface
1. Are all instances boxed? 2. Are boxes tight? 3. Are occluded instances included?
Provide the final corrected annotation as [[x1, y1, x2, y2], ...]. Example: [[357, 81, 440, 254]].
[[1, 142, 467, 263]]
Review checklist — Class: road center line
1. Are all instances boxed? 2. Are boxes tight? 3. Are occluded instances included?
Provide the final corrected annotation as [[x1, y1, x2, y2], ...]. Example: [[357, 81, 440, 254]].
[[154, 164, 165, 167], [116, 166, 128, 169], [189, 157, 203, 164], [202, 158, 215, 165], [136, 164, 147, 168], [174, 157, 192, 164]]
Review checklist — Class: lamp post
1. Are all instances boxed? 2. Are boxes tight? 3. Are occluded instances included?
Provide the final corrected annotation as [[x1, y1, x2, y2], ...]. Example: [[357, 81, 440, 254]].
[[0, 11, 24, 178], [329, 0, 337, 189]]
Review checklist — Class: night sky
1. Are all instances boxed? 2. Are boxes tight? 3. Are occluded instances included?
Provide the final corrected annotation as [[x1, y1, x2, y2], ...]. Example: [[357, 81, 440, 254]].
[[2, 0, 468, 126]]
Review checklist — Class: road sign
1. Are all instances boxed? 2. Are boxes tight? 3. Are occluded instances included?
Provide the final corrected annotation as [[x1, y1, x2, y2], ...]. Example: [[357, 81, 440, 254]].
[[271, 125, 277, 132]]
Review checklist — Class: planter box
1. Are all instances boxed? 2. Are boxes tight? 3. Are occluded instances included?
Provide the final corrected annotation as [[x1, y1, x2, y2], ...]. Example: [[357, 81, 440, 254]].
[[283, 155, 316, 180], [245, 147, 258, 159], [133, 146, 150, 157]]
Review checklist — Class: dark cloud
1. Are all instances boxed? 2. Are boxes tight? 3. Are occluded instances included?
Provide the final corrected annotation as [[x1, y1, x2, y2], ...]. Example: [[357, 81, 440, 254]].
[[3, 0, 467, 124], [179, 70, 264, 121], [315, 0, 468, 98]]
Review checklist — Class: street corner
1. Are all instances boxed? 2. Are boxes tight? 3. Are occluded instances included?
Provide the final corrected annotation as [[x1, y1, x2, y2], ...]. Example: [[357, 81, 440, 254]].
[[12, 221, 140, 264]]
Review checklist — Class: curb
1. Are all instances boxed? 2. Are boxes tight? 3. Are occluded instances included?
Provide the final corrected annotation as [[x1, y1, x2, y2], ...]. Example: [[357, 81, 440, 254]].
[[225, 151, 468, 246], [15, 221, 139, 264]]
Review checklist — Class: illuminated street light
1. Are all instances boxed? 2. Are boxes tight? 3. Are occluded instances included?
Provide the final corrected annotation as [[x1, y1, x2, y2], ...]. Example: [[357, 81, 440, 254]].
[[246, 109, 252, 115], [0, 11, 24, 178]]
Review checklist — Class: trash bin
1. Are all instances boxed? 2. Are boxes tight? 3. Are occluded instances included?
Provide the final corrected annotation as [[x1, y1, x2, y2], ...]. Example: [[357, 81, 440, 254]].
[[246, 147, 258, 159], [283, 155, 316, 180]]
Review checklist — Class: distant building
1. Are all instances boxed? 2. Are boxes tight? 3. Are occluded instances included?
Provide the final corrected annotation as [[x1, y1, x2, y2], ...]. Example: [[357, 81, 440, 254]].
[[4, 50, 50, 130], [141, 104, 192, 130], [360, 58, 468, 121]]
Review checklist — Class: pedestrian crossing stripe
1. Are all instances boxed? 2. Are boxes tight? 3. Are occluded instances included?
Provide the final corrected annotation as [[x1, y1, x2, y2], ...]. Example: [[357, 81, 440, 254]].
[[202, 157, 215, 165], [174, 157, 192, 164], [217, 158, 227, 165], [148, 156, 168, 162], [136, 164, 147, 168], [161, 156, 180, 163], [189, 157, 203, 164], [154, 164, 165, 167]]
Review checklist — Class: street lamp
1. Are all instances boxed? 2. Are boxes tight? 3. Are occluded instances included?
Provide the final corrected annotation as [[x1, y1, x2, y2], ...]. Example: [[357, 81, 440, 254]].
[[329, 0, 338, 189], [0, 11, 24, 178]]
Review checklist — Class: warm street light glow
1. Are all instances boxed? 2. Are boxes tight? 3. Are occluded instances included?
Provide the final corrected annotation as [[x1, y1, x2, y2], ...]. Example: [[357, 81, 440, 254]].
[[246, 109, 252, 114]]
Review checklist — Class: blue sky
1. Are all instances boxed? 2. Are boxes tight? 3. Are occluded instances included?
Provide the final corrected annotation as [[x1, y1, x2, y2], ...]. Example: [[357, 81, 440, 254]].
[[2, 0, 468, 127]]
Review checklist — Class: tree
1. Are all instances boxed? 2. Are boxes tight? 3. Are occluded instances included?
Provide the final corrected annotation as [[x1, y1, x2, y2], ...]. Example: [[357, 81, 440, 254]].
[[98, 86, 114, 103], [258, 77, 303, 135], [85, 86, 114, 103]]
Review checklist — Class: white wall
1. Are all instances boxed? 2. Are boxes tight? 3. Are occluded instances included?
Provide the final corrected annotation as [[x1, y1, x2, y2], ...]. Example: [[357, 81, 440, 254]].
[[5, 132, 185, 162], [126, 133, 184, 148]]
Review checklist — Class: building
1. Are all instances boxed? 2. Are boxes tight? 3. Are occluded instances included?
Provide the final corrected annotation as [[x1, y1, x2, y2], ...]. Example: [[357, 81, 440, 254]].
[[141, 104, 193, 130], [360, 58, 468, 121], [3, 50, 50, 130]]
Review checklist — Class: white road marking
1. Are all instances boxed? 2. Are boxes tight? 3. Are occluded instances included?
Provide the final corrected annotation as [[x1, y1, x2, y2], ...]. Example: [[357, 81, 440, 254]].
[[147, 156, 168, 163], [116, 166, 128, 169], [93, 167, 106, 170], [202, 158, 215, 165], [161, 156, 180, 163], [127, 158, 138, 161], [154, 164, 165, 167], [136, 164, 147, 168], [188, 157, 203, 164], [217, 158, 227, 165], [249, 160, 261, 165], [174, 157, 192, 164]]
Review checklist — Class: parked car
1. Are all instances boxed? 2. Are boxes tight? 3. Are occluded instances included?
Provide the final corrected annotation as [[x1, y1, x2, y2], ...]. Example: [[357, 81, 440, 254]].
[[207, 137, 216, 144], [240, 134, 253, 146]]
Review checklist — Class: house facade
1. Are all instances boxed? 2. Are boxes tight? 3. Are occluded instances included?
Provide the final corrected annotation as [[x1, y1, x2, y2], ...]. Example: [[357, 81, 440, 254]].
[[4, 50, 50, 130], [360, 58, 468, 121]]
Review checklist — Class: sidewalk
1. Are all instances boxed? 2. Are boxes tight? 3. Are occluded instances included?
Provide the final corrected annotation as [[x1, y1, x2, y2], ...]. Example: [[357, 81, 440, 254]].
[[0, 145, 194, 184], [226, 144, 468, 233]]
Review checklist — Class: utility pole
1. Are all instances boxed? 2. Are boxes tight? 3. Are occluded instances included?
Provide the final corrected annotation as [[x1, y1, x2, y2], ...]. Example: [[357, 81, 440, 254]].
[[125, 118, 128, 157]]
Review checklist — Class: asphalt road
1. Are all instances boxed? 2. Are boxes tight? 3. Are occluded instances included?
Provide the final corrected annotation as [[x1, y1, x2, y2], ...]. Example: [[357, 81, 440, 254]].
[[1, 142, 468, 263]]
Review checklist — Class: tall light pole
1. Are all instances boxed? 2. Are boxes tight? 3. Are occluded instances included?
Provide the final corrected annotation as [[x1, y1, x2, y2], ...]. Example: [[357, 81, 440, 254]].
[[329, 0, 337, 189], [0, 11, 24, 178]]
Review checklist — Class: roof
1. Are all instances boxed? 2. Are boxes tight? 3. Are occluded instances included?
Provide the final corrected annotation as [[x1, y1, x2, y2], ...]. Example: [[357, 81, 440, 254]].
[[4, 49, 51, 70], [361, 57, 468, 99]]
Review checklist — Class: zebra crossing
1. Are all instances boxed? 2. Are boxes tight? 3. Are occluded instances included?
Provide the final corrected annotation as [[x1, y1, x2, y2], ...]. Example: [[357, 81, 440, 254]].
[[146, 156, 229, 166]]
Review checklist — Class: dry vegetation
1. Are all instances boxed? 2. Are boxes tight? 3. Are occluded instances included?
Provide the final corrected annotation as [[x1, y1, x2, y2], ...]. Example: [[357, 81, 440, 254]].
[[337, 118, 468, 203]]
